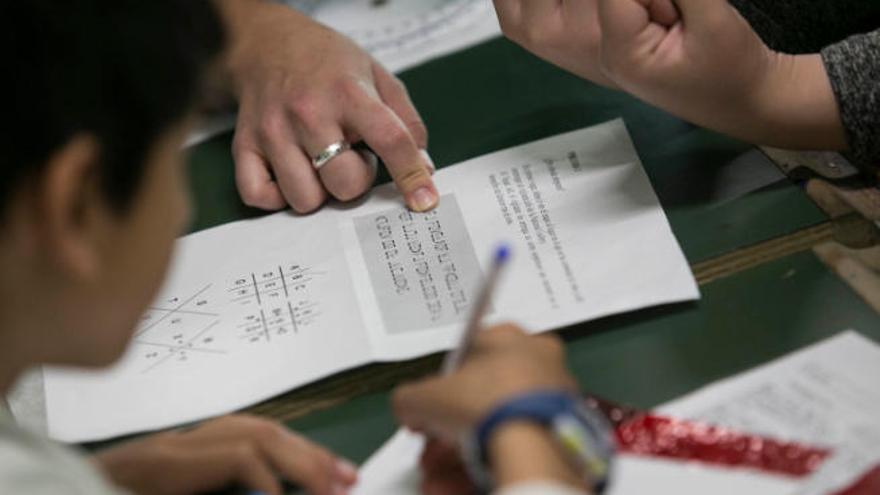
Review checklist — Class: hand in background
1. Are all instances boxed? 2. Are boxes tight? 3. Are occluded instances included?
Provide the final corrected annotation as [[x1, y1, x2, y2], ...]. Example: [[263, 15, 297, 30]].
[[493, 0, 846, 151], [218, 0, 438, 214], [494, 0, 625, 88], [93, 415, 357, 495]]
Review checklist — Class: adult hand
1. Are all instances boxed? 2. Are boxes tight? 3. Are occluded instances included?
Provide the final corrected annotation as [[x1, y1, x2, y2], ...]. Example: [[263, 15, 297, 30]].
[[93, 414, 357, 495], [493, 0, 645, 88], [595, 0, 845, 149], [218, 0, 438, 214], [493, 0, 846, 151]]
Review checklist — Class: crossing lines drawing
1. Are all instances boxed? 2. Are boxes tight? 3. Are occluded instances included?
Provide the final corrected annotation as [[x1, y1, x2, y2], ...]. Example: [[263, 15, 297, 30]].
[[131, 263, 325, 373]]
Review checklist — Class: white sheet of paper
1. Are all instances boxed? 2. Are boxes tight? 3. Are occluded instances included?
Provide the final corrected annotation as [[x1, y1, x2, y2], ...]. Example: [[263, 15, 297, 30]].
[[186, 0, 501, 147], [283, 0, 501, 74], [352, 430, 424, 495], [660, 330, 880, 495], [44, 119, 698, 442], [351, 331, 880, 495]]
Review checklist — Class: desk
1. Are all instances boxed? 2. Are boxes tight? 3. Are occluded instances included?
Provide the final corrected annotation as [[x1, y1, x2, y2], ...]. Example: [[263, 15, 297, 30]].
[[185, 38, 880, 465]]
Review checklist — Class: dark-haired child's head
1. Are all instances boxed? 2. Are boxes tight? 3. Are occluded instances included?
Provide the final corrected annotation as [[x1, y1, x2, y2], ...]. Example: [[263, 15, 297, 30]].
[[0, 1, 224, 375]]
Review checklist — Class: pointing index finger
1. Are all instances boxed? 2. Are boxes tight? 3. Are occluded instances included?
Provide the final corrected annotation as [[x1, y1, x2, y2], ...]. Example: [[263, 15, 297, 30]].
[[344, 92, 438, 212]]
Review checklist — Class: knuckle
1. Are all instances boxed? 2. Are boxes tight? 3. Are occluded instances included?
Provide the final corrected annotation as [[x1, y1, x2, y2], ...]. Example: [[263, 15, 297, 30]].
[[308, 444, 335, 469], [211, 414, 241, 427], [289, 189, 325, 214], [408, 120, 429, 149], [228, 413, 263, 429], [238, 181, 267, 207], [287, 93, 322, 128], [337, 75, 368, 101], [231, 133, 256, 155], [233, 443, 258, 465], [151, 442, 180, 462], [302, 452, 331, 479], [249, 419, 285, 443], [290, 454, 325, 485], [328, 175, 369, 202], [396, 165, 429, 190], [374, 123, 410, 151], [390, 389, 404, 415], [490, 323, 525, 339], [390, 386, 411, 416], [497, 17, 519, 39], [539, 334, 564, 356], [474, 323, 525, 350], [257, 112, 287, 142], [520, 26, 550, 47], [387, 74, 408, 94]]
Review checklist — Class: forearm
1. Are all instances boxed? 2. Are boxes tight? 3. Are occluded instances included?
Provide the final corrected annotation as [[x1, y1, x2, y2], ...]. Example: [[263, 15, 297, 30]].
[[489, 422, 588, 493], [634, 49, 847, 153], [726, 1, 879, 161], [749, 52, 847, 151]]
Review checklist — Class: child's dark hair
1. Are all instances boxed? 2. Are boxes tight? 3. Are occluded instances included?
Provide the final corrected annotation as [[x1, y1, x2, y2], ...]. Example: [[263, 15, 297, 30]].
[[0, 0, 225, 214]]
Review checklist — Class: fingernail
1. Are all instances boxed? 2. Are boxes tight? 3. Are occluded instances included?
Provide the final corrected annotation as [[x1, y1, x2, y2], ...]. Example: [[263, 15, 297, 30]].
[[333, 482, 350, 495], [409, 187, 438, 212], [335, 458, 358, 480], [420, 149, 436, 173]]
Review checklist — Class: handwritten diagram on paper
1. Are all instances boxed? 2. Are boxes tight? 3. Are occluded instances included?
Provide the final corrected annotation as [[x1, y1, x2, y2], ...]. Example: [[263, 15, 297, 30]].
[[226, 264, 325, 341], [134, 285, 223, 373], [129, 263, 327, 374], [46, 119, 700, 442]]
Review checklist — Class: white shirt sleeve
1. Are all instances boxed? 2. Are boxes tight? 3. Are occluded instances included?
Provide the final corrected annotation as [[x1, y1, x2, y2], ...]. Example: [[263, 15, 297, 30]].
[[495, 480, 589, 495], [0, 409, 128, 495]]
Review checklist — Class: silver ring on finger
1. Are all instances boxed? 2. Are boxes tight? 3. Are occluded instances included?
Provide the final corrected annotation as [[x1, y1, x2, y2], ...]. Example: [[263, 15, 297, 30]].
[[311, 140, 351, 171]]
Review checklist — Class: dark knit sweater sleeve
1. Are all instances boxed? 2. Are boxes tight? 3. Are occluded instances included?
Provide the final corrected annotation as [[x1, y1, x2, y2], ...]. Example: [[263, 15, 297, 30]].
[[729, 0, 880, 167], [821, 31, 880, 167]]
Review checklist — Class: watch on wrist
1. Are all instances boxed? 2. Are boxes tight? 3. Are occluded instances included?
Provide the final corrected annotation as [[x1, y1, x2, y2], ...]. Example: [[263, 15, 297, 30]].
[[462, 390, 616, 493]]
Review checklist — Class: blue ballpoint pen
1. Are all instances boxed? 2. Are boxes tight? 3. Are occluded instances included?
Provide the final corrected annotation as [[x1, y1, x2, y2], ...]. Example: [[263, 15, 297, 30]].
[[442, 244, 511, 375]]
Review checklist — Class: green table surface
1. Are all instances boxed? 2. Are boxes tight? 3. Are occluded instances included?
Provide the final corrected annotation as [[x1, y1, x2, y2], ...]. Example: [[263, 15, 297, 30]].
[[183, 38, 877, 466]]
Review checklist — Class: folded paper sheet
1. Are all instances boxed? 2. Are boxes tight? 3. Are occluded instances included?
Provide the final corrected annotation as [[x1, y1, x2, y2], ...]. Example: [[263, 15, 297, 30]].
[[352, 331, 880, 495], [45, 119, 698, 442]]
